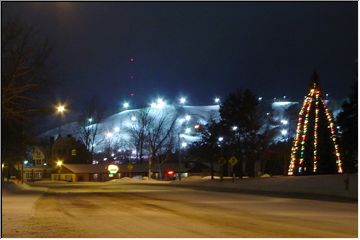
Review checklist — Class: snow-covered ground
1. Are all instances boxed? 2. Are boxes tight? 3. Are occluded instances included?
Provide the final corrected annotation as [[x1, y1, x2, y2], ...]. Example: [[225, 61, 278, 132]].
[[40, 102, 301, 151], [171, 174, 358, 201], [2, 178, 357, 237]]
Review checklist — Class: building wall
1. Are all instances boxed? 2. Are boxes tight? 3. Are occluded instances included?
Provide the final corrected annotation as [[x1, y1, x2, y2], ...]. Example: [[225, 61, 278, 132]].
[[51, 173, 76, 182]]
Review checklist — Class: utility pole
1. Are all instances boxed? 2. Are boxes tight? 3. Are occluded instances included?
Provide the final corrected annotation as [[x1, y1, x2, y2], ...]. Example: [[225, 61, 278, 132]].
[[178, 133, 182, 181], [21, 163, 24, 184]]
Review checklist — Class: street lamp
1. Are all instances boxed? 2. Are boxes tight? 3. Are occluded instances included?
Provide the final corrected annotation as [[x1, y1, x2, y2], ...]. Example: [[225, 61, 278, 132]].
[[56, 160, 63, 174], [123, 102, 129, 109], [55, 104, 67, 115], [105, 131, 113, 139], [55, 103, 67, 136], [179, 97, 186, 104], [88, 117, 93, 123], [150, 98, 166, 109], [281, 119, 288, 125], [214, 97, 220, 104], [218, 137, 224, 182]]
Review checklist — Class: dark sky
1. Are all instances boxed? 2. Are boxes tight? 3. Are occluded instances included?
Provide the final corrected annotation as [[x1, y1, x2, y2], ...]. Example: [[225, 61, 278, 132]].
[[2, 2, 358, 127]]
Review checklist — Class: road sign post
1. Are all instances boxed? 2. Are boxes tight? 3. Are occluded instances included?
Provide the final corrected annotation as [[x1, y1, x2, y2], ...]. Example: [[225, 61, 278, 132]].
[[127, 163, 133, 178], [228, 156, 238, 183], [218, 157, 226, 182]]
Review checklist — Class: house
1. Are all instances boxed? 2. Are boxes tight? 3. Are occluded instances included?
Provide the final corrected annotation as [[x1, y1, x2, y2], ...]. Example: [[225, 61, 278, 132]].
[[22, 146, 52, 182], [51, 134, 90, 164], [51, 164, 111, 182]]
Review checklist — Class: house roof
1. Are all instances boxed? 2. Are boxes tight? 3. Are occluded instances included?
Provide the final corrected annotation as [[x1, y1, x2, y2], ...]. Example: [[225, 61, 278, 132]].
[[62, 164, 109, 174], [62, 162, 215, 174]]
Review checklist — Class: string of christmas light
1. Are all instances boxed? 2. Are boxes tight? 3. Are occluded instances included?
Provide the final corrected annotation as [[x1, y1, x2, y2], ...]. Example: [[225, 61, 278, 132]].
[[298, 90, 314, 173], [288, 75, 343, 175], [288, 95, 311, 175], [321, 99, 343, 173], [313, 91, 320, 172]]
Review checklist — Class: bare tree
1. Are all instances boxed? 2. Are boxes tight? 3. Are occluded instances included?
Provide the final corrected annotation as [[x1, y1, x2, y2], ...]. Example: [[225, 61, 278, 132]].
[[2, 19, 54, 171], [2, 19, 52, 122], [146, 111, 178, 179], [128, 108, 152, 163], [77, 97, 105, 162]]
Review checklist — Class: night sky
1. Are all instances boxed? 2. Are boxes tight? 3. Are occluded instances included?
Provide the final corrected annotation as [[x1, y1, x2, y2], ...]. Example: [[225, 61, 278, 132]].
[[2, 2, 357, 128]]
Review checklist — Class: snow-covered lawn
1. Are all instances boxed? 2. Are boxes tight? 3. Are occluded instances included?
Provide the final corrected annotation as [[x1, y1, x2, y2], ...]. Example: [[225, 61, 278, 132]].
[[21, 173, 357, 200], [170, 174, 358, 200]]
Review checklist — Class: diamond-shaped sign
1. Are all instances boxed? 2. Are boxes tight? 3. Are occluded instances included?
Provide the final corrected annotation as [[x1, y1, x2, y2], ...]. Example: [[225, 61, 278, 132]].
[[218, 157, 226, 165], [127, 163, 134, 170], [228, 156, 238, 166]]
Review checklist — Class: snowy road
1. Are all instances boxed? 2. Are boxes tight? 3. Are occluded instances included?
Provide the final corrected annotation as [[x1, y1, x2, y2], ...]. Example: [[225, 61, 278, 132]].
[[2, 182, 357, 237]]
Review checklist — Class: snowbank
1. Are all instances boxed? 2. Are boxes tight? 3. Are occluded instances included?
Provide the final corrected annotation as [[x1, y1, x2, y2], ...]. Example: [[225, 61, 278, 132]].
[[171, 174, 358, 201]]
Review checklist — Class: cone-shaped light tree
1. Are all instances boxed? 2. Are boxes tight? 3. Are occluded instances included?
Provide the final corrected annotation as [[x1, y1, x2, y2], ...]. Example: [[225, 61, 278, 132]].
[[288, 72, 343, 175]]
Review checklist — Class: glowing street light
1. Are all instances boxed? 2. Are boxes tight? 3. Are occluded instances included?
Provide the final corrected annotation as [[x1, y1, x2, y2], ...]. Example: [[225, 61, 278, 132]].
[[55, 104, 67, 115], [56, 160, 63, 167], [258, 97, 263, 101], [179, 97, 186, 104], [123, 102, 129, 109], [218, 137, 224, 142], [232, 126, 238, 131], [157, 98, 165, 108], [105, 132, 113, 139], [281, 129, 288, 136], [150, 98, 166, 109], [280, 119, 288, 125], [88, 118, 93, 123], [181, 142, 187, 148], [214, 97, 220, 104], [24, 160, 29, 165]]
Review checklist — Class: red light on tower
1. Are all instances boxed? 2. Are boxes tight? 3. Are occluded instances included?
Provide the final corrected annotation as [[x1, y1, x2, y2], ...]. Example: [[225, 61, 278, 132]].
[[167, 170, 174, 175]]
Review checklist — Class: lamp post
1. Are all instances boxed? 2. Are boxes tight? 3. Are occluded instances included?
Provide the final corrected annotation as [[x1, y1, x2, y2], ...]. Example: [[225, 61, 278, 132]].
[[2, 163, 5, 183], [218, 137, 224, 182], [178, 133, 182, 181]]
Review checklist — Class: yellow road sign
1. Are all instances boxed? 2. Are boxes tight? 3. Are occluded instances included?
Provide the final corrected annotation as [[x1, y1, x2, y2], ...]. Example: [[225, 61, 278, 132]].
[[228, 156, 238, 166], [127, 164, 134, 170], [218, 157, 226, 165]]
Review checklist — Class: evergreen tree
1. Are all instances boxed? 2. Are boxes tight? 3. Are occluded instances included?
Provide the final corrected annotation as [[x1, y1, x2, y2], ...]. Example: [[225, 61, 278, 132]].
[[288, 72, 343, 175], [337, 81, 358, 173], [219, 89, 261, 177]]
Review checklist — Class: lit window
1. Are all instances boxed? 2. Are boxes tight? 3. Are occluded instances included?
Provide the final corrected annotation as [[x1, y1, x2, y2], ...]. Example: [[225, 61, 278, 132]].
[[71, 149, 77, 156]]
